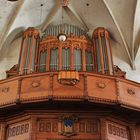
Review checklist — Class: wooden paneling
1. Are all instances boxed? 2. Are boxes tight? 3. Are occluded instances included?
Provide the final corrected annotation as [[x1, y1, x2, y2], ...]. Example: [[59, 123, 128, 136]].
[[118, 80, 140, 108], [106, 121, 129, 140], [53, 74, 84, 99], [36, 116, 100, 140], [6, 121, 30, 140], [0, 72, 139, 110], [87, 75, 117, 102], [0, 80, 18, 105], [136, 125, 140, 140], [20, 75, 50, 101]]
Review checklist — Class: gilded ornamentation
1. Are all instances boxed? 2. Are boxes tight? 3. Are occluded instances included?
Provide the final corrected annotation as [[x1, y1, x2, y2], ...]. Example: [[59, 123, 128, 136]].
[[127, 88, 135, 95]]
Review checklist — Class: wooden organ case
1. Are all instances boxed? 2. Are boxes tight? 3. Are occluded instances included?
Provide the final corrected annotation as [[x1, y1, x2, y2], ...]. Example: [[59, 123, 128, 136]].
[[1, 24, 140, 140]]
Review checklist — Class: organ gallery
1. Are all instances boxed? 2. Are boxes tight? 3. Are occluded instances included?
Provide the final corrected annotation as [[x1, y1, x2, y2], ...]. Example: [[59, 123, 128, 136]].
[[0, 0, 140, 140]]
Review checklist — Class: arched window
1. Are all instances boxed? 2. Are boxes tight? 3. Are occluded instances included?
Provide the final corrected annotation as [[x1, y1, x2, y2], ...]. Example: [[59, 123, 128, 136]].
[[74, 48, 82, 71], [86, 50, 93, 71], [50, 48, 58, 71], [39, 51, 47, 72], [62, 48, 70, 70]]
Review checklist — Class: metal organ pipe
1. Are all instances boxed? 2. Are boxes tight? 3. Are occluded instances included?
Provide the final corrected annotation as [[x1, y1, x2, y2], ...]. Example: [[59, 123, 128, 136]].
[[18, 27, 40, 75], [18, 25, 114, 76], [92, 27, 114, 75]]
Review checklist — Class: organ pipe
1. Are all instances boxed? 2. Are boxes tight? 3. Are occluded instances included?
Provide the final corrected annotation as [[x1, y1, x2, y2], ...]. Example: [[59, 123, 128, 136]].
[[93, 27, 114, 75], [18, 27, 40, 75]]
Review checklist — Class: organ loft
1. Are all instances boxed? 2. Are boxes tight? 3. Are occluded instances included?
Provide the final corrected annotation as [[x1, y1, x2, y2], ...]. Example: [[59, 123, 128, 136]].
[[0, 0, 140, 140]]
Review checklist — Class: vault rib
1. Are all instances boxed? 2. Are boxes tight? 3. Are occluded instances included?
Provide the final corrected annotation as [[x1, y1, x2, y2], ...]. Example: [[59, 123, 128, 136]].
[[133, 0, 140, 59], [0, 0, 25, 53], [41, 0, 60, 32], [67, 4, 89, 31], [102, 0, 135, 69]]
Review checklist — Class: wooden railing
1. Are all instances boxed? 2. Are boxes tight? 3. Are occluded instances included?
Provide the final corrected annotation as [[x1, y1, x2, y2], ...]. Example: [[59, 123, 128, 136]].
[[0, 72, 139, 110]]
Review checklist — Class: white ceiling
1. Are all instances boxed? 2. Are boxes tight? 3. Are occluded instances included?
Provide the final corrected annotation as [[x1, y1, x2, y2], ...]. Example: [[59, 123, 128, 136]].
[[0, 0, 140, 70]]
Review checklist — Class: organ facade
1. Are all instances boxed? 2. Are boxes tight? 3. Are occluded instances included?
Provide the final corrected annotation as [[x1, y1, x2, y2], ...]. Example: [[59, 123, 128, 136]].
[[0, 24, 140, 140]]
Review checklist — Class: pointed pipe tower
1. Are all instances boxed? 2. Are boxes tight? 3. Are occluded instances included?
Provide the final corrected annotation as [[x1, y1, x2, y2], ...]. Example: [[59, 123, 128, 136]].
[[92, 27, 114, 75], [18, 27, 40, 75]]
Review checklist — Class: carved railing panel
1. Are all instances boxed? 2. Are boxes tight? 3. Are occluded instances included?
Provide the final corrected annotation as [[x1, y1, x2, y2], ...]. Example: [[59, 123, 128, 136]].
[[20, 74, 50, 101], [117, 80, 140, 108], [87, 75, 117, 102], [0, 72, 139, 110], [0, 79, 18, 106], [53, 74, 84, 99]]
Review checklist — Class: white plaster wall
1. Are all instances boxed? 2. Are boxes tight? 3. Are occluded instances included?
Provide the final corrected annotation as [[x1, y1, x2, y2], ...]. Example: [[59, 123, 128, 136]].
[[112, 40, 140, 83], [0, 37, 21, 80]]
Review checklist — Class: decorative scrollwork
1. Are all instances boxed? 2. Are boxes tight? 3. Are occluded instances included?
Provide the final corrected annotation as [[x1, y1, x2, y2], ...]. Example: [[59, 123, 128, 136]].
[[0, 87, 10, 93], [31, 81, 40, 88], [59, 79, 79, 86], [127, 88, 135, 95], [58, 71, 79, 86], [96, 82, 106, 89], [108, 123, 128, 139]]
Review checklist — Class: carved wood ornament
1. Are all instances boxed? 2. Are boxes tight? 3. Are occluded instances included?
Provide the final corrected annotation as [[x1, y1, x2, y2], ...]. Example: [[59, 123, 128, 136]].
[[58, 115, 78, 137], [96, 81, 106, 89], [0, 87, 10, 93], [31, 81, 40, 88], [127, 88, 135, 95]]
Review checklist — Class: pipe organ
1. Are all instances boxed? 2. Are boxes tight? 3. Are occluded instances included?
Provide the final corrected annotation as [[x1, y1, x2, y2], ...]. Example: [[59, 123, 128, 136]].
[[1, 24, 140, 140], [18, 25, 114, 76], [93, 27, 113, 75]]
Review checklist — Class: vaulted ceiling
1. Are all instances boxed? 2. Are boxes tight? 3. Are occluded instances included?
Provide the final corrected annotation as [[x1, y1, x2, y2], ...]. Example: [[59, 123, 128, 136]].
[[0, 0, 140, 71]]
